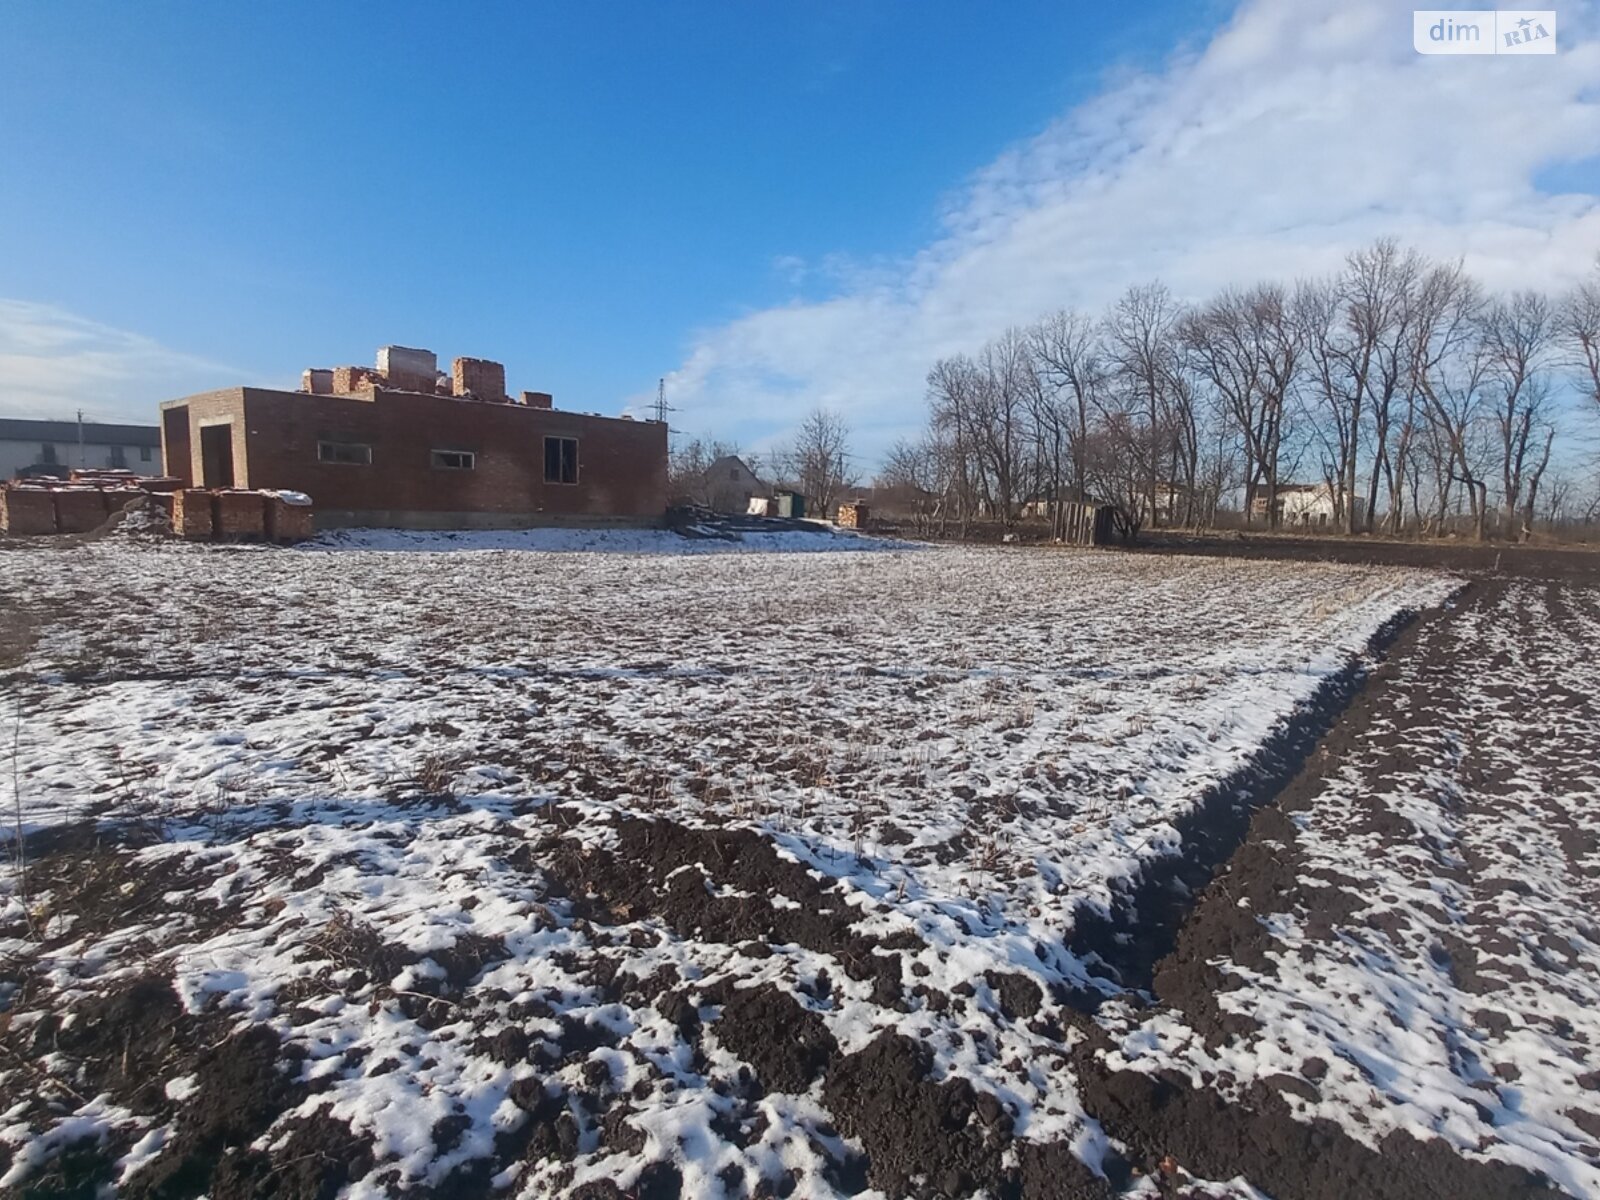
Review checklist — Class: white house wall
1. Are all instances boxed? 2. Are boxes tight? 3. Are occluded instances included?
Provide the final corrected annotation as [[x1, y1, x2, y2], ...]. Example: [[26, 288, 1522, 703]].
[[0, 438, 159, 480]]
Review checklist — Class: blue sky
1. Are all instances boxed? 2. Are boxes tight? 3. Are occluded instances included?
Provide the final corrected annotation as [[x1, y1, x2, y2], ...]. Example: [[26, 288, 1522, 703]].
[[2, 1, 1597, 461], [1, 2, 1219, 417]]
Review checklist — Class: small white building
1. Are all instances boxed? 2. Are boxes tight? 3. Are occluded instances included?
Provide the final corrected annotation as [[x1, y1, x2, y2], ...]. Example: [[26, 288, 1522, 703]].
[[0, 418, 163, 480], [1251, 482, 1342, 528]]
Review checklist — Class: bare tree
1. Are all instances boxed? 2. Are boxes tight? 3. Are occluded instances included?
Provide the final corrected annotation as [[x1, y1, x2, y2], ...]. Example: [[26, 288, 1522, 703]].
[[1104, 283, 1181, 526], [1161, 351, 1206, 527], [1081, 408, 1149, 534], [925, 333, 1038, 528], [1181, 284, 1299, 529], [1297, 276, 1356, 525], [1295, 241, 1425, 533], [972, 330, 1032, 526], [1349, 241, 1424, 534], [1410, 261, 1492, 541], [1558, 258, 1600, 411], [1029, 309, 1107, 523], [927, 355, 986, 533], [776, 409, 857, 519], [877, 436, 944, 534], [1481, 291, 1558, 540]]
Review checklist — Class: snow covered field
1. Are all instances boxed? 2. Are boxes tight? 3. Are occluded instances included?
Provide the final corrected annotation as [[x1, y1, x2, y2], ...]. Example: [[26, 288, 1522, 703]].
[[1100, 574, 1600, 1199], [0, 535, 1482, 1197]]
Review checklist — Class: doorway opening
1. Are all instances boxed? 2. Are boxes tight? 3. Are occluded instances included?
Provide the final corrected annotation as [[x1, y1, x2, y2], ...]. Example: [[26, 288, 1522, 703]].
[[200, 424, 234, 488]]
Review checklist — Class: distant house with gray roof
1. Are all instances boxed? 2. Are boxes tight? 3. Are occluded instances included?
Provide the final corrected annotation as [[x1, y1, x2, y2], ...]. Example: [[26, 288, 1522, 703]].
[[0, 417, 162, 480]]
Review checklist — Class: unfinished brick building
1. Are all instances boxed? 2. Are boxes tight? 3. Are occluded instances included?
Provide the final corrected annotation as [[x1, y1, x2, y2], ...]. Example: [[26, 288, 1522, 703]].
[[160, 346, 668, 529]]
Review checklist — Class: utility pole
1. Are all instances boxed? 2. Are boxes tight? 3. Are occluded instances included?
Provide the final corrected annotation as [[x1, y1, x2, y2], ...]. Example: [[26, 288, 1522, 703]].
[[76, 408, 84, 468]]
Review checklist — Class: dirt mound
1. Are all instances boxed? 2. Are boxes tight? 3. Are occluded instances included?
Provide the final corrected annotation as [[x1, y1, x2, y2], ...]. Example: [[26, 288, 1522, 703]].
[[50, 977, 205, 1115], [1076, 1062, 1560, 1200], [823, 1031, 1114, 1200], [208, 1114, 376, 1200], [7, 1137, 117, 1200], [546, 812, 913, 1006], [714, 985, 837, 1094], [124, 1024, 304, 1199]]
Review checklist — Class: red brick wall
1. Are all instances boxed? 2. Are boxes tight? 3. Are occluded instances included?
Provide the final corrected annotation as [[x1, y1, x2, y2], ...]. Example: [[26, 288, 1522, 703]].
[[54, 488, 108, 534], [213, 387, 668, 522], [172, 489, 214, 538], [212, 490, 266, 538], [332, 366, 382, 395], [264, 495, 315, 542], [0, 488, 56, 535], [451, 358, 507, 400]]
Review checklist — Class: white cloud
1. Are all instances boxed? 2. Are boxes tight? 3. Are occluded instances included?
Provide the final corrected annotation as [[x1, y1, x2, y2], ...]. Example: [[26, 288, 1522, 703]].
[[0, 300, 236, 424], [658, 0, 1600, 464]]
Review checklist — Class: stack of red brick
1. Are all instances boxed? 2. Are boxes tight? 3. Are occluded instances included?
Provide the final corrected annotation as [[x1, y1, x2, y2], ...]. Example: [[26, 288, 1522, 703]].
[[0, 479, 160, 535], [170, 489, 315, 542], [0, 478, 314, 543]]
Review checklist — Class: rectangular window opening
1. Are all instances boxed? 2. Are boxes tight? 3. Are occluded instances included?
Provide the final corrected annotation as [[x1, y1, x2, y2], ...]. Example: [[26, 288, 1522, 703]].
[[543, 436, 578, 484], [318, 441, 372, 465], [431, 449, 476, 471]]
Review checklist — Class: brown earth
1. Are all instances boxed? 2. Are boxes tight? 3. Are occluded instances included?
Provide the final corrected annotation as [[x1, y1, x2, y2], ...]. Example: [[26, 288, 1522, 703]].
[[8, 538, 1596, 1198]]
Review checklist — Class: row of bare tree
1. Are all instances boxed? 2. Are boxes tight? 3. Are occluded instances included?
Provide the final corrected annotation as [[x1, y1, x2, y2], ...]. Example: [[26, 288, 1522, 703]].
[[881, 241, 1600, 540]]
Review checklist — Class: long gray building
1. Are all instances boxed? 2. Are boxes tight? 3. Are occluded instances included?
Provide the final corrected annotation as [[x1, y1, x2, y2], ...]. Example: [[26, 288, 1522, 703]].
[[0, 417, 162, 480]]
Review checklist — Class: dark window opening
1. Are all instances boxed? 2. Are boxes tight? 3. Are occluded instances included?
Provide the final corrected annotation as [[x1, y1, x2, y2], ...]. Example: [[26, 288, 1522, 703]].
[[431, 449, 476, 470], [40, 444, 57, 465], [318, 441, 372, 465], [140, 445, 153, 462], [110, 445, 127, 468], [544, 436, 578, 484]]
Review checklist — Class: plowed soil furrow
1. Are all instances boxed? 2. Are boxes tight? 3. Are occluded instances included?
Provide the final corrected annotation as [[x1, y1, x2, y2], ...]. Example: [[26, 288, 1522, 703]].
[[4, 536, 1597, 1200], [1101, 565, 1600, 1198]]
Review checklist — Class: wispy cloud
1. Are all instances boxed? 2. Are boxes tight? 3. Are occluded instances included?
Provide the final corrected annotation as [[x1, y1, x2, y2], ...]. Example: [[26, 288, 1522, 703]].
[[0, 300, 236, 423], [657, 0, 1600, 462]]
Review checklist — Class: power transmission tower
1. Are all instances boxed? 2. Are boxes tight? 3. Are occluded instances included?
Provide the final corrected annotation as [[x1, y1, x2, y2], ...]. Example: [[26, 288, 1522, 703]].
[[651, 377, 676, 425]]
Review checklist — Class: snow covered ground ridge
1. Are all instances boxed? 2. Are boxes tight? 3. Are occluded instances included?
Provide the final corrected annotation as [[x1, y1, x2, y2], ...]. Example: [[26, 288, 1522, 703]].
[[303, 523, 923, 554]]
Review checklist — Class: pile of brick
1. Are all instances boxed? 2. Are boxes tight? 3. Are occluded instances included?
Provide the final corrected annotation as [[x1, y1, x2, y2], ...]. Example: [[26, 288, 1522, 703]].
[[304, 347, 551, 407], [171, 488, 314, 543], [1, 478, 315, 543], [0, 480, 153, 536]]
